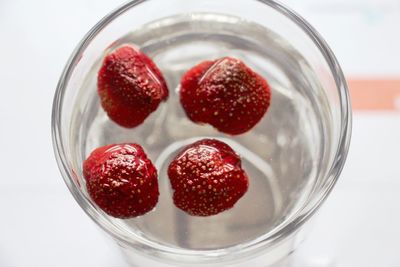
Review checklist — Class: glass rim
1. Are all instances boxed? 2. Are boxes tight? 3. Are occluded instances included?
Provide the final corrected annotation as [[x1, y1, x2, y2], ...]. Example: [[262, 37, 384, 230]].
[[51, 0, 352, 259]]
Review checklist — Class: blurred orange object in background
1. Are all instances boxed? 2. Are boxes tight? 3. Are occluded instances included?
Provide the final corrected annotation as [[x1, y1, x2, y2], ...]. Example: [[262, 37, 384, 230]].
[[349, 78, 400, 111]]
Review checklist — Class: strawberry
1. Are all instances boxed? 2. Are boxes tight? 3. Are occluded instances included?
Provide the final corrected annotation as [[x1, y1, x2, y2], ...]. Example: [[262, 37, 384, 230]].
[[83, 144, 159, 218], [180, 57, 271, 135], [168, 139, 249, 216], [97, 45, 168, 128]]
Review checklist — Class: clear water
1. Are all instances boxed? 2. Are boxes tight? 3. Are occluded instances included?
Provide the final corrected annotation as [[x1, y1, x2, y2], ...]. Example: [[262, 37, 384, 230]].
[[74, 13, 328, 250]]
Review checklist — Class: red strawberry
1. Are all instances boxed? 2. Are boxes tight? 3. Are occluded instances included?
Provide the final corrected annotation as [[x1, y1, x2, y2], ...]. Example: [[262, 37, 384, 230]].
[[83, 144, 159, 218], [168, 139, 249, 216], [180, 57, 271, 135], [98, 45, 168, 128]]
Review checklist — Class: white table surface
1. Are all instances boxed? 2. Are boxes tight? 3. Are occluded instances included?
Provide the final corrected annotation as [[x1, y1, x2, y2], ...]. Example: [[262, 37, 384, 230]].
[[0, 0, 399, 266]]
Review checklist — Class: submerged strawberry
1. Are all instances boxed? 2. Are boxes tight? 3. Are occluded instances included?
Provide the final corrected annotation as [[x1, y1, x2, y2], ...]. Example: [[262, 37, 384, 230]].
[[180, 57, 271, 135], [98, 45, 168, 128], [83, 144, 159, 218], [168, 139, 249, 216]]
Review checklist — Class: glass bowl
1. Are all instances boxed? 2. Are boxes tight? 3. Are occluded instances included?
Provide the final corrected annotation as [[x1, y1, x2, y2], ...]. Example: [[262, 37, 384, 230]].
[[52, 0, 352, 266]]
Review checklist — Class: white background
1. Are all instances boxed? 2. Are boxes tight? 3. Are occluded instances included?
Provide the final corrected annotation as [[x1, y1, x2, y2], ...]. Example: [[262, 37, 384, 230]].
[[0, 0, 399, 266]]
